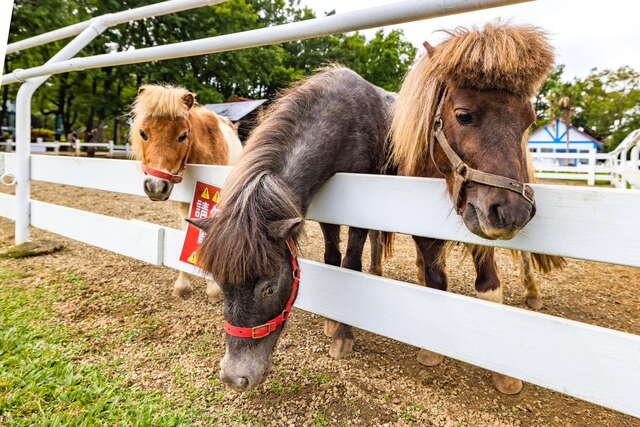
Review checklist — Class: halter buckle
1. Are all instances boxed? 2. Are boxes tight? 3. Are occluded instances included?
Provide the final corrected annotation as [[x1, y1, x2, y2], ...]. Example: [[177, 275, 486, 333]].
[[521, 184, 535, 206], [251, 323, 275, 339]]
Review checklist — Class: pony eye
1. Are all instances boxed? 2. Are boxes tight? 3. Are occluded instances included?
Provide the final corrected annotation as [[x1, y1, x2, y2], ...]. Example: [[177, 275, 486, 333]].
[[139, 129, 148, 141], [262, 286, 275, 299], [456, 112, 473, 125], [177, 132, 188, 143]]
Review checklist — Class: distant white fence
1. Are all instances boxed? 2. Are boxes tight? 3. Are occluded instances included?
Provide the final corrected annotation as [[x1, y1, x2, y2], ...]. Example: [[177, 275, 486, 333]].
[[0, 140, 131, 157], [2, 0, 640, 418], [530, 130, 640, 188]]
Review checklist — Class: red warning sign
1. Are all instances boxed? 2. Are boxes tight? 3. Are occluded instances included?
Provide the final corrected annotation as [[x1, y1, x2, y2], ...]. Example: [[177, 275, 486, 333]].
[[179, 181, 221, 266]]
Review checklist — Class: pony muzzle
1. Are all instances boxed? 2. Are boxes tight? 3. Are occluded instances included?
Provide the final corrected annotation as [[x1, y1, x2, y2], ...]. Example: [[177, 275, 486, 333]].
[[143, 176, 174, 201], [219, 347, 273, 392], [463, 184, 534, 240]]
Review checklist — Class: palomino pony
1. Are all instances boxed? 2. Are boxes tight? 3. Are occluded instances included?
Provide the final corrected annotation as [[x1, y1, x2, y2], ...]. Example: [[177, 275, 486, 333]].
[[189, 67, 395, 391], [390, 23, 563, 394], [130, 84, 242, 301]]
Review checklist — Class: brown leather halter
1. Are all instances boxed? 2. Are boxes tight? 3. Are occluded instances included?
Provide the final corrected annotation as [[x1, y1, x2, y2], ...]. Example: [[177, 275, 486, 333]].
[[430, 85, 536, 215]]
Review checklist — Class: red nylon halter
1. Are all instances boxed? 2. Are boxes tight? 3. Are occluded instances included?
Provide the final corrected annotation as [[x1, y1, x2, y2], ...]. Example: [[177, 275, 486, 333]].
[[223, 239, 301, 339], [142, 165, 184, 183]]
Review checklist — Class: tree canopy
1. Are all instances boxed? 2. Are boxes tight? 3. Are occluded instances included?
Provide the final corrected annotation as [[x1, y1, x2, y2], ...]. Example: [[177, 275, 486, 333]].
[[535, 65, 640, 151], [2, 0, 416, 141]]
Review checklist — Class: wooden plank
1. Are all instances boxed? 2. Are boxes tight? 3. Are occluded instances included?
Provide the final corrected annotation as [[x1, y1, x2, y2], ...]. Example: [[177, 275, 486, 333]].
[[161, 227, 640, 417], [306, 174, 640, 267], [535, 172, 589, 181], [0, 193, 14, 219], [29, 155, 230, 202], [532, 152, 593, 159], [17, 156, 640, 266], [294, 260, 640, 418], [30, 200, 164, 265], [620, 167, 640, 189]]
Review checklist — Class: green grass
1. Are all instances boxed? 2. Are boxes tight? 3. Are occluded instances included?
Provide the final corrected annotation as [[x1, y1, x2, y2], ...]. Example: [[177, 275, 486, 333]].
[[0, 267, 212, 426]]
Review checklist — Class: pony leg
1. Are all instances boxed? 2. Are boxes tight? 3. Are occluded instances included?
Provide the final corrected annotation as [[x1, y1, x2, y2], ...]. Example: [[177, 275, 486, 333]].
[[328, 226, 368, 359], [205, 279, 223, 303], [471, 245, 523, 395], [415, 241, 425, 285], [319, 223, 341, 338], [173, 201, 194, 299], [368, 230, 383, 276], [413, 237, 446, 366], [173, 271, 193, 300], [519, 251, 542, 309]]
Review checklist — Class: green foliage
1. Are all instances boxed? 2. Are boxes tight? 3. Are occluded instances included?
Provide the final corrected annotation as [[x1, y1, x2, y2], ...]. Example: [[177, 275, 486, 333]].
[[536, 65, 640, 151], [4, 0, 416, 142]]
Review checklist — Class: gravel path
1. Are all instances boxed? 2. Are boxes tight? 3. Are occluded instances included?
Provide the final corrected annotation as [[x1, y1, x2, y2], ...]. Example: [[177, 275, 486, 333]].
[[0, 180, 637, 426]]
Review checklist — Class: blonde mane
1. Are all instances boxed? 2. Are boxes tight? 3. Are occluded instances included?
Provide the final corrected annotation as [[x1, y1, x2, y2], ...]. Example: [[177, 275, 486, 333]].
[[390, 23, 554, 174]]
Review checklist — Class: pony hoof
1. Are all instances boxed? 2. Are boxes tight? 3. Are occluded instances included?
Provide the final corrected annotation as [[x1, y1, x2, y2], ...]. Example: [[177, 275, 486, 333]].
[[329, 336, 353, 359], [206, 281, 223, 303], [526, 295, 543, 310], [416, 349, 444, 367], [323, 319, 339, 337], [491, 372, 523, 395], [172, 285, 193, 300], [368, 267, 383, 276]]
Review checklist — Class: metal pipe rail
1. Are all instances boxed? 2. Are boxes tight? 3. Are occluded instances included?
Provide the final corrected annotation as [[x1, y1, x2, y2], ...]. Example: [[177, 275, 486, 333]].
[[6, 0, 226, 55], [8, 0, 229, 243], [1, 0, 533, 86]]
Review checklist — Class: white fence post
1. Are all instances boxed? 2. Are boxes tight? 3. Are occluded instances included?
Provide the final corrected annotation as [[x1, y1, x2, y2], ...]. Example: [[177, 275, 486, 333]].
[[587, 148, 596, 185]]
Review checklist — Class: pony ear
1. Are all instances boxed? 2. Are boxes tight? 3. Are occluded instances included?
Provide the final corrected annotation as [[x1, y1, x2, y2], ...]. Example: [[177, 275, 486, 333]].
[[268, 217, 304, 240], [185, 216, 214, 231], [422, 41, 436, 56], [137, 86, 146, 96], [182, 92, 196, 109]]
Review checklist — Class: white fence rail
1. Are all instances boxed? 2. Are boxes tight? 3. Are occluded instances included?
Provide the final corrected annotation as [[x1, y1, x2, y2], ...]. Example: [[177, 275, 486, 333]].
[[3, 0, 640, 419], [0, 140, 131, 156], [529, 131, 640, 188]]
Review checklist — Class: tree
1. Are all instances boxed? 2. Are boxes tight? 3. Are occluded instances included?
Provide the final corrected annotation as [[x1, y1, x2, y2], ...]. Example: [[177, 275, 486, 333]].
[[5, 0, 417, 142], [536, 65, 640, 151]]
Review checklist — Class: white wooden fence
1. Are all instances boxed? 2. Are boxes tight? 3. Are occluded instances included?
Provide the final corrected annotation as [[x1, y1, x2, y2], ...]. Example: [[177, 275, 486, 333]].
[[530, 130, 640, 188], [0, 140, 131, 157], [2, 0, 640, 419]]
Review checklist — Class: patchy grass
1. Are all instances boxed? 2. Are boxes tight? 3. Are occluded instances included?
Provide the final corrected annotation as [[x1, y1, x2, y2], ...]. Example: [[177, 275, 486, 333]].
[[0, 267, 214, 426]]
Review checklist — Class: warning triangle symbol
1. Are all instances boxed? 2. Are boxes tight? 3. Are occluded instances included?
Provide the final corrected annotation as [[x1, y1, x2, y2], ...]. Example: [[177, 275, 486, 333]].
[[188, 251, 198, 264], [201, 187, 210, 200], [212, 191, 220, 203]]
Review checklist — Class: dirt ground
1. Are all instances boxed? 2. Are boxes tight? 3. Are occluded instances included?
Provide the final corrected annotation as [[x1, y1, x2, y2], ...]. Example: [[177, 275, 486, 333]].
[[0, 179, 638, 426]]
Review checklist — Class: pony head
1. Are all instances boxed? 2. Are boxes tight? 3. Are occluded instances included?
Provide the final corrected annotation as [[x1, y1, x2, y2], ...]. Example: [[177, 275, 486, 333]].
[[130, 84, 196, 201], [391, 23, 554, 240]]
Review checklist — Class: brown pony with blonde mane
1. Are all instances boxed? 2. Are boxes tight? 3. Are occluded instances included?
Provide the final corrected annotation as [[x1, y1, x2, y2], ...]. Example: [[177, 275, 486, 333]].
[[390, 23, 565, 395], [130, 84, 242, 301]]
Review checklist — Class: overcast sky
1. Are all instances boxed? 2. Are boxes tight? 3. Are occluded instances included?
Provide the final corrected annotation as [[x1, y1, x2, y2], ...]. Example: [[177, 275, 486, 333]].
[[302, 0, 639, 80]]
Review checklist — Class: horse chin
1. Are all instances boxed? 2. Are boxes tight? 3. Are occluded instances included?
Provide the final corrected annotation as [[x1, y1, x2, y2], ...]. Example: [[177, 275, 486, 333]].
[[462, 203, 520, 240]]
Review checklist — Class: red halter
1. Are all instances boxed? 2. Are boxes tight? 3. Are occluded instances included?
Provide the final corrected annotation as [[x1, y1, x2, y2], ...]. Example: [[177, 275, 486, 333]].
[[223, 239, 301, 339], [142, 165, 184, 184]]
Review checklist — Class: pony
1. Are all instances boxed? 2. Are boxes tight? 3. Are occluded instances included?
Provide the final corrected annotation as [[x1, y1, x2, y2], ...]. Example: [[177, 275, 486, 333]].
[[389, 23, 564, 394], [189, 66, 395, 391], [130, 84, 243, 301]]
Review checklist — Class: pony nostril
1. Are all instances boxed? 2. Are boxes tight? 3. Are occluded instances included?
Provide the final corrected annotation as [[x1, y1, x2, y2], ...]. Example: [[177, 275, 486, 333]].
[[237, 377, 249, 390], [490, 203, 507, 227], [159, 180, 169, 194], [144, 180, 153, 194]]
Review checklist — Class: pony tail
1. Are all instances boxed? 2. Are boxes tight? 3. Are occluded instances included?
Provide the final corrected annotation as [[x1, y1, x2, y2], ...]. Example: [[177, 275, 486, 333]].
[[380, 231, 395, 259], [530, 253, 567, 273]]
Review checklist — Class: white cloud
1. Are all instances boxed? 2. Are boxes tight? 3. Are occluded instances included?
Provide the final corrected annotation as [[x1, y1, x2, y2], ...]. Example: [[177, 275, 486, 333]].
[[303, 0, 640, 80]]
